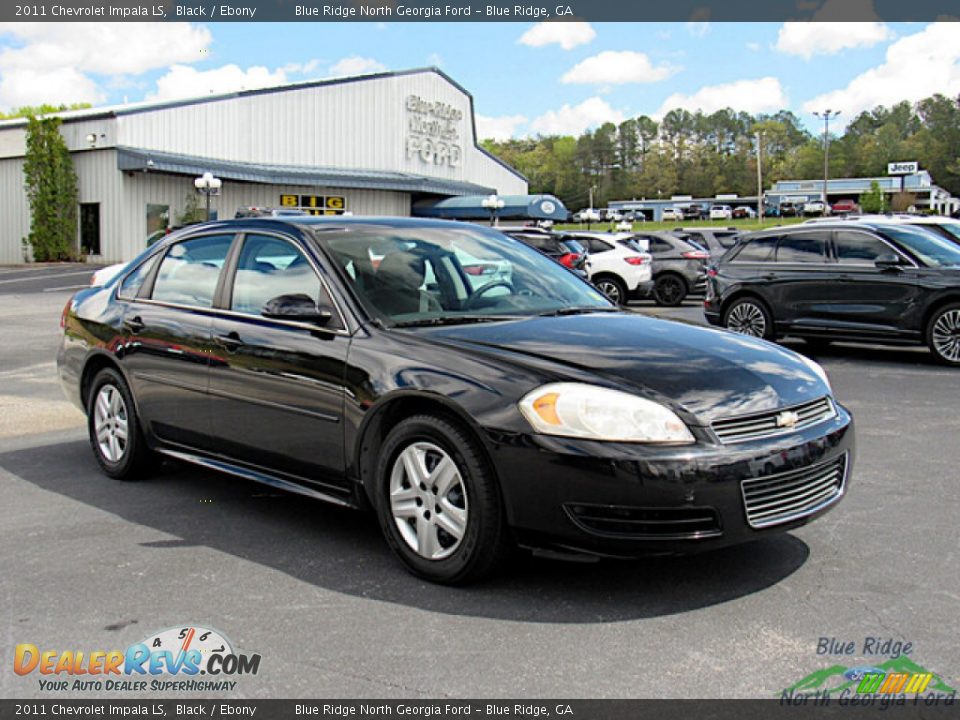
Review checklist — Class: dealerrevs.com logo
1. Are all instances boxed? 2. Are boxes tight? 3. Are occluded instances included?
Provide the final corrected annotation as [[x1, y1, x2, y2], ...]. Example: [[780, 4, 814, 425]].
[[14, 625, 261, 693]]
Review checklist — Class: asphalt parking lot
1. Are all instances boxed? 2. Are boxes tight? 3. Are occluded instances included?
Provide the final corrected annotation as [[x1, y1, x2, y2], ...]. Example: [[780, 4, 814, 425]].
[[1, 264, 958, 699]]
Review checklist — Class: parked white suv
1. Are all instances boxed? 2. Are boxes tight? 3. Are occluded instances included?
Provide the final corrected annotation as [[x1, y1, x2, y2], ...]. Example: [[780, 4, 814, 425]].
[[709, 205, 733, 220], [803, 200, 829, 217], [566, 232, 653, 305], [662, 207, 683, 222]]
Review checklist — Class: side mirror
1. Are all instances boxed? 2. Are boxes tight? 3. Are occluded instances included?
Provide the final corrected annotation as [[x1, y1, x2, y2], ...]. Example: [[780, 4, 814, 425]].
[[875, 254, 905, 270], [261, 293, 333, 325]]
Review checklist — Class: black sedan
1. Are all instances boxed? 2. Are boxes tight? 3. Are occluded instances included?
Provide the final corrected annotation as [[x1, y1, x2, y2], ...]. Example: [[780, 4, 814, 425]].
[[704, 221, 960, 365], [58, 217, 853, 584]]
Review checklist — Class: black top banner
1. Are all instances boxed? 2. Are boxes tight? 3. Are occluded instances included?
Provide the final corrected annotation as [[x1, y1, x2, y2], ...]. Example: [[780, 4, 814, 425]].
[[6, 0, 960, 22]]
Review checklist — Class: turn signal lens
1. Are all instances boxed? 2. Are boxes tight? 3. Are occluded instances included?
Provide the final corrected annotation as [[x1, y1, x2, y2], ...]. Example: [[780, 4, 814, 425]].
[[531, 392, 561, 426]]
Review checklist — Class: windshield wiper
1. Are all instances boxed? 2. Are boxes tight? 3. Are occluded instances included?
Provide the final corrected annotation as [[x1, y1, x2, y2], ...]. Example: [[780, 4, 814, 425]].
[[392, 315, 523, 328], [536, 306, 620, 317]]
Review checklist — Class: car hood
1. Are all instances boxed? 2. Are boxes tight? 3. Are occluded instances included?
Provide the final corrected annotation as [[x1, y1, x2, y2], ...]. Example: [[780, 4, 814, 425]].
[[421, 313, 829, 425]]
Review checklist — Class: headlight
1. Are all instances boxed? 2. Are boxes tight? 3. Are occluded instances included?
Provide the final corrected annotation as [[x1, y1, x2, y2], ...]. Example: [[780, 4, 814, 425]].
[[518, 383, 695, 444], [798, 354, 832, 393]]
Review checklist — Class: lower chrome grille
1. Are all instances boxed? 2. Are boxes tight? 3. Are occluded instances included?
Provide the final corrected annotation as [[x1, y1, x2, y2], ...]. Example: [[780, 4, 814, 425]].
[[741, 453, 847, 529], [713, 396, 836, 444], [566, 504, 722, 539]]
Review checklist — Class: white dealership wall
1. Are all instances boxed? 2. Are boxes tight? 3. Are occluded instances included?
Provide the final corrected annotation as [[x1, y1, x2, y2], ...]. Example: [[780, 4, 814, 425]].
[[0, 68, 526, 264]]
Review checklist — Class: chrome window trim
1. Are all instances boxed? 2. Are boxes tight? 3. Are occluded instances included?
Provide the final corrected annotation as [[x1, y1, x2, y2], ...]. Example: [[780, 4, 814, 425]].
[[125, 297, 352, 337]]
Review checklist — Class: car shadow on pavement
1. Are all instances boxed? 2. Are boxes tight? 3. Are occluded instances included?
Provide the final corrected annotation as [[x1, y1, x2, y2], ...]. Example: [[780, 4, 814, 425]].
[[0, 439, 810, 624]]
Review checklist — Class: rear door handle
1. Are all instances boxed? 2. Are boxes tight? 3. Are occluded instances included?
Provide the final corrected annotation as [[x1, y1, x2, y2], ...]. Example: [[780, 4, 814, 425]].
[[123, 316, 145, 333], [216, 331, 242, 351]]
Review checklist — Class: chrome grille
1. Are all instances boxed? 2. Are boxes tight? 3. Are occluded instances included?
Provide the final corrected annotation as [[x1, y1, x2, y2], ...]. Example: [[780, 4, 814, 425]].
[[741, 453, 847, 528], [712, 396, 835, 444]]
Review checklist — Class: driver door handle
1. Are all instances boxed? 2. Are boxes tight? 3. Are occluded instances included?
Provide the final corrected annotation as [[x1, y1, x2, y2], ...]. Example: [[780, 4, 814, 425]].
[[123, 316, 145, 334], [215, 331, 242, 351]]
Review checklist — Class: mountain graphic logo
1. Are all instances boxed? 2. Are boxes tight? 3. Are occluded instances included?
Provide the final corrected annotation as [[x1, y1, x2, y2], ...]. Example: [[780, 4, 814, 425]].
[[783, 656, 956, 696]]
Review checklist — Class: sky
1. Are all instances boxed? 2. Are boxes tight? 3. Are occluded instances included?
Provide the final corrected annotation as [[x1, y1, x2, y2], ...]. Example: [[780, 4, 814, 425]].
[[0, 21, 957, 138]]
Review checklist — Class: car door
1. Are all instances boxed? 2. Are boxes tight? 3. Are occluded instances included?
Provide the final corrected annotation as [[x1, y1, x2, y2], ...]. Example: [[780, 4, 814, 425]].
[[822, 229, 922, 335], [120, 232, 236, 449], [768, 230, 833, 328], [207, 231, 353, 496]]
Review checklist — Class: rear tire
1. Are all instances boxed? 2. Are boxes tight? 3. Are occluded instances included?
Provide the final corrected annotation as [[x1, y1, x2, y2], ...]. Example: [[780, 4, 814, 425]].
[[375, 414, 511, 584], [927, 303, 960, 366], [86, 367, 152, 480], [652, 273, 687, 307], [723, 297, 774, 341]]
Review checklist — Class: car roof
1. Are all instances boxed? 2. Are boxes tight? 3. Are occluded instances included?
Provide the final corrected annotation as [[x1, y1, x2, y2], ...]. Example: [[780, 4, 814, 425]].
[[740, 219, 933, 238]]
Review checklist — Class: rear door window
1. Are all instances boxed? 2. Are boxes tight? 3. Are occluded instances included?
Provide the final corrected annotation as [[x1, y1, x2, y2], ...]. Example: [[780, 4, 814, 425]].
[[151, 234, 234, 308], [732, 236, 777, 262], [776, 233, 828, 263]]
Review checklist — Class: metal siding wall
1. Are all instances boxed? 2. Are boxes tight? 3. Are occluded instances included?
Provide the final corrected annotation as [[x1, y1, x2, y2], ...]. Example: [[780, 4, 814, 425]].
[[0, 157, 29, 263]]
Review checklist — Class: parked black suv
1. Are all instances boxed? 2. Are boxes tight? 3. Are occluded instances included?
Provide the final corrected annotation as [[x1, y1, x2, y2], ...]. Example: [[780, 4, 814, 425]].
[[704, 222, 960, 365]]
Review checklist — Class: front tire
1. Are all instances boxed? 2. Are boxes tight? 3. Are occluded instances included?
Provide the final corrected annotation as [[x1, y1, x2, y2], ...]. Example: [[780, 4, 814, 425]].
[[927, 303, 960, 366], [375, 414, 511, 584], [723, 297, 774, 341], [87, 367, 152, 479]]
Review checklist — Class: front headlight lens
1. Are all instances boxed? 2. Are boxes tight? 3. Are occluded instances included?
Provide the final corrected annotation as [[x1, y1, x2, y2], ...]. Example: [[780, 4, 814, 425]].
[[518, 383, 695, 444], [798, 354, 832, 393]]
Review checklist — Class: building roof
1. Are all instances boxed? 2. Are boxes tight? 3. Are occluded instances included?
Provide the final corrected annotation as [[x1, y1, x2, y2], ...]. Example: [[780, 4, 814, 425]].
[[117, 146, 495, 196], [0, 66, 526, 185]]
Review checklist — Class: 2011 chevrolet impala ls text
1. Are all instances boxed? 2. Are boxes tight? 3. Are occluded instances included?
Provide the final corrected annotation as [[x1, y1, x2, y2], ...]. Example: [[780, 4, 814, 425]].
[[57, 217, 854, 584]]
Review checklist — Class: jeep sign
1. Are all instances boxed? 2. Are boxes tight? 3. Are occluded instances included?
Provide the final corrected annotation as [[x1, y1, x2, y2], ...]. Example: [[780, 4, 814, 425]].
[[887, 161, 919, 175]]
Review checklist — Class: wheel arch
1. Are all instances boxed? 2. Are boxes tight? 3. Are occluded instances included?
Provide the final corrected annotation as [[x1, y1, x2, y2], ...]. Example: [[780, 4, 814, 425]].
[[79, 351, 127, 414], [921, 294, 960, 337], [353, 391, 500, 509]]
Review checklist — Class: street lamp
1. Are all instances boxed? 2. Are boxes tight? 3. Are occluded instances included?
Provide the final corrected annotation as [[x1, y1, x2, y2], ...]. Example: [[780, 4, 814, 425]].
[[481, 194, 504, 227], [193, 171, 222, 221], [813, 110, 840, 207]]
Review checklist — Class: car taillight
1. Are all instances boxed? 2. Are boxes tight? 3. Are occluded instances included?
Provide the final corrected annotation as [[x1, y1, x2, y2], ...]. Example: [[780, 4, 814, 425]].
[[623, 256, 648, 265], [463, 264, 495, 276], [60, 299, 71, 329], [558, 253, 581, 268], [682, 251, 710, 260], [707, 267, 718, 277]]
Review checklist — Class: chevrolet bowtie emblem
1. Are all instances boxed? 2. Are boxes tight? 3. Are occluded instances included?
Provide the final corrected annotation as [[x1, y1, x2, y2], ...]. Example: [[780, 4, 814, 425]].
[[776, 410, 800, 428]]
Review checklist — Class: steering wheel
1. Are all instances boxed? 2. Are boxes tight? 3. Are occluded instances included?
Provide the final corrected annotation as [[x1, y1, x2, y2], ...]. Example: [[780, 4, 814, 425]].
[[462, 280, 515, 310]]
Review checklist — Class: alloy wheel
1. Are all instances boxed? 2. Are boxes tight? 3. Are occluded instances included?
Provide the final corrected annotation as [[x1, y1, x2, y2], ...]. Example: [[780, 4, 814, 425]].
[[595, 280, 622, 304], [389, 442, 468, 560], [654, 276, 685, 305], [932, 309, 960, 363], [93, 384, 129, 463], [727, 301, 767, 338]]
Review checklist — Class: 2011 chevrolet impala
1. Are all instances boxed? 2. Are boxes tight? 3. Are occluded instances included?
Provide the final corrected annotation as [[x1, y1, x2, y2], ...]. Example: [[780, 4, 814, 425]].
[[58, 217, 854, 584]]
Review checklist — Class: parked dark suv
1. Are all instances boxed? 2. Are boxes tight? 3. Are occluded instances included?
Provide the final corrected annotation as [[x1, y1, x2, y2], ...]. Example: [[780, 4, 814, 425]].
[[704, 222, 960, 365]]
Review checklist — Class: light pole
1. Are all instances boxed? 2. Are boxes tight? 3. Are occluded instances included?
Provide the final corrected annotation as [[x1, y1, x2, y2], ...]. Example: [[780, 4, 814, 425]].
[[193, 172, 222, 221], [813, 110, 840, 207], [755, 131, 764, 225], [481, 194, 504, 227]]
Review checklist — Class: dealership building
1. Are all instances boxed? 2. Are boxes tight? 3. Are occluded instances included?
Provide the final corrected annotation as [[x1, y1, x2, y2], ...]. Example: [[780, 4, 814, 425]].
[[0, 67, 529, 264]]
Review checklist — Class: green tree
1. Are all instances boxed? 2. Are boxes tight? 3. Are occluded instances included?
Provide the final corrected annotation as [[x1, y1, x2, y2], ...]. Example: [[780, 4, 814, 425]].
[[22, 116, 79, 261], [860, 180, 885, 213]]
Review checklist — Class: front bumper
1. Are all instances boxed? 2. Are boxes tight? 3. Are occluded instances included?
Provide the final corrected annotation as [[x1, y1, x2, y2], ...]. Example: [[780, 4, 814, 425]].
[[486, 405, 854, 558]]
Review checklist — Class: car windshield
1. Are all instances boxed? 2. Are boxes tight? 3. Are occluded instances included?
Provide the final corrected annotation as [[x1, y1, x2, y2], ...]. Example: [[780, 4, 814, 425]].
[[319, 225, 613, 325], [881, 225, 960, 267]]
